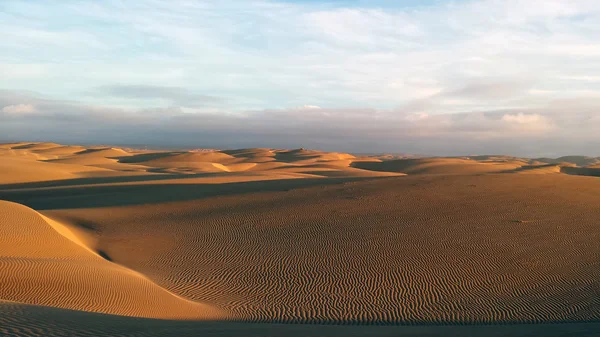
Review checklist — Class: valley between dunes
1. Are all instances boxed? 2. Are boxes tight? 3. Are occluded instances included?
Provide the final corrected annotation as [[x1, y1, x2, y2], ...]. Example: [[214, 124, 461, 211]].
[[0, 142, 599, 336]]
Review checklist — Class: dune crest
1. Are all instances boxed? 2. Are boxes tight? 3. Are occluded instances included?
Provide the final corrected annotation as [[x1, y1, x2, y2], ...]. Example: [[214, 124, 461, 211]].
[[6, 142, 600, 185]]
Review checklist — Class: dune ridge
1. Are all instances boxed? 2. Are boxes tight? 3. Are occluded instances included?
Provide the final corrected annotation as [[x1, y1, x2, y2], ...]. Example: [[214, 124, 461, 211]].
[[0, 143, 407, 185], [5, 142, 600, 187]]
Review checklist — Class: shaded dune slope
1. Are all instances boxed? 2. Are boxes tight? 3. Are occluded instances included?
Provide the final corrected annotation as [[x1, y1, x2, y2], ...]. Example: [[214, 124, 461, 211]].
[[511, 164, 563, 174], [562, 166, 600, 177], [352, 157, 524, 175], [1, 301, 599, 337], [533, 156, 600, 167]]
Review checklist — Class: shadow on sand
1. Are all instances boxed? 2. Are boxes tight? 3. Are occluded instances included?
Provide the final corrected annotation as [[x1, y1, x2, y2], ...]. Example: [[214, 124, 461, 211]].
[[2, 301, 600, 337], [0, 175, 388, 210]]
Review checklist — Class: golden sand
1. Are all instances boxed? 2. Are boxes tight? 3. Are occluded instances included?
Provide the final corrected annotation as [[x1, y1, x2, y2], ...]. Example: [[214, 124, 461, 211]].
[[0, 142, 599, 336]]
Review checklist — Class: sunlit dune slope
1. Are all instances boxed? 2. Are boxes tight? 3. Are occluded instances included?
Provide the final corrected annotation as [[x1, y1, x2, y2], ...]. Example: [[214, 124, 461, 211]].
[[0, 156, 113, 184], [136, 151, 257, 173], [33, 174, 600, 324], [0, 143, 403, 180], [0, 200, 223, 320], [129, 148, 366, 174], [48, 147, 131, 163], [29, 145, 87, 157], [9, 142, 600, 184]]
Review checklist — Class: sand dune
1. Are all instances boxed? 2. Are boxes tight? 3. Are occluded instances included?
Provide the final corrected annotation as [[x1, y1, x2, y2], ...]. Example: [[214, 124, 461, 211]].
[[10, 142, 63, 151], [136, 152, 253, 173], [510, 164, 563, 174], [534, 156, 600, 167], [30, 145, 87, 157], [2, 143, 88, 161], [0, 200, 223, 320], [0, 156, 113, 184], [222, 148, 277, 162], [31, 173, 598, 325], [561, 166, 600, 177], [142, 151, 237, 165], [1, 142, 599, 336], [352, 157, 523, 175], [45, 147, 132, 166]]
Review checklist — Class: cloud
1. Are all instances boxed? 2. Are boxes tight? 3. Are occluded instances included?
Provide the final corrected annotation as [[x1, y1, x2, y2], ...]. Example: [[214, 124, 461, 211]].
[[2, 0, 600, 110], [2, 90, 599, 157], [394, 79, 537, 116], [0, 89, 178, 123], [501, 113, 555, 132], [96, 85, 221, 108], [2, 1, 600, 157], [297, 105, 322, 110], [2, 104, 36, 114], [442, 80, 534, 101]]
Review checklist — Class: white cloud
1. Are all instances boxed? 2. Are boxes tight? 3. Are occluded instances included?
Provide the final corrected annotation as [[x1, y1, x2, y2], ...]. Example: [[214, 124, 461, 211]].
[[298, 105, 322, 110], [501, 113, 555, 132], [502, 113, 545, 124], [2, 104, 36, 114], [557, 75, 600, 82]]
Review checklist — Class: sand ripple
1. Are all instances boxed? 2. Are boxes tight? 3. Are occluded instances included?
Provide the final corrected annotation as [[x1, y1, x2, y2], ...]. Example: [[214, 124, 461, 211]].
[[44, 174, 600, 324], [1, 143, 600, 329]]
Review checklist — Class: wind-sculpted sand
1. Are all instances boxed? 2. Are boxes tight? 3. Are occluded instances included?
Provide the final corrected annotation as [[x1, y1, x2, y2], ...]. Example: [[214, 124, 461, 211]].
[[0, 200, 223, 320], [0, 142, 599, 336]]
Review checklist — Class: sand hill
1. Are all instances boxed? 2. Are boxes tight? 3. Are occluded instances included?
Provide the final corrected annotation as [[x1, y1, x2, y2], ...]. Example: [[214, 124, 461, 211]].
[[0, 142, 599, 337], [0, 200, 222, 320]]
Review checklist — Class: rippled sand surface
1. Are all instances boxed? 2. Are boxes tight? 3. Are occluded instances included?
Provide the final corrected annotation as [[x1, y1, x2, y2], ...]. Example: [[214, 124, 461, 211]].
[[1, 142, 599, 336]]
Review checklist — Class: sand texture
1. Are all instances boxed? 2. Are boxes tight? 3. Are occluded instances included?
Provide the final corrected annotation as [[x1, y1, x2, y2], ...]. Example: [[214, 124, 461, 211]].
[[0, 142, 599, 336]]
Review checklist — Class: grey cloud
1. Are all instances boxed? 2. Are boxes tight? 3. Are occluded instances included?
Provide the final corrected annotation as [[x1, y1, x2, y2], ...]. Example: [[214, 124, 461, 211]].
[[395, 78, 536, 116], [0, 89, 180, 123], [96, 85, 221, 108], [1, 90, 600, 157], [442, 80, 534, 101]]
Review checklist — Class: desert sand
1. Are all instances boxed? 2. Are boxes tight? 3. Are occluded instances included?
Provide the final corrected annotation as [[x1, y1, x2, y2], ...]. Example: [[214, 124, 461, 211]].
[[0, 142, 599, 336]]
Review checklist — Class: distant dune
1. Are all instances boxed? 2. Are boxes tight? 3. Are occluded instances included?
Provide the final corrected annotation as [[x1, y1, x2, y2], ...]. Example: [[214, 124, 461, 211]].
[[0, 142, 404, 185], [0, 142, 599, 336], [352, 157, 525, 175]]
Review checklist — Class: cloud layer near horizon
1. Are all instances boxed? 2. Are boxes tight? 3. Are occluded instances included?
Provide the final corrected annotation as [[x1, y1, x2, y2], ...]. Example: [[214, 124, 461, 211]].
[[2, 0, 600, 156], [3, 89, 600, 157]]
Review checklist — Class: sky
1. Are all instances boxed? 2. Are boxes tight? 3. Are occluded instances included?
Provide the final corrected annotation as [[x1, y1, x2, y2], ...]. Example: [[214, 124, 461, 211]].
[[2, 0, 600, 156]]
